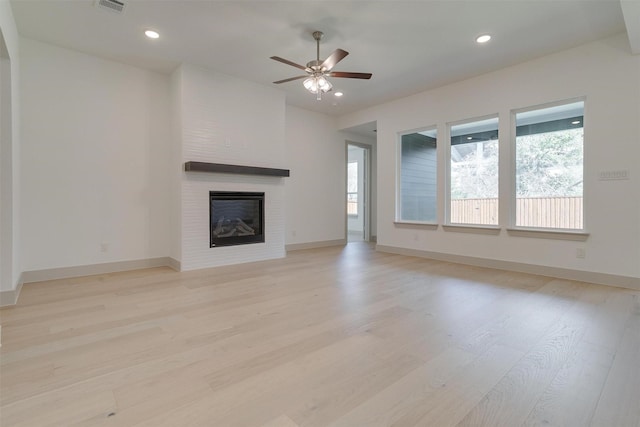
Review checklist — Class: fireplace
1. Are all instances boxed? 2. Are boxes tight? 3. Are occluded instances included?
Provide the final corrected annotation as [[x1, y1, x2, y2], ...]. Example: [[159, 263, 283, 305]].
[[209, 191, 265, 247]]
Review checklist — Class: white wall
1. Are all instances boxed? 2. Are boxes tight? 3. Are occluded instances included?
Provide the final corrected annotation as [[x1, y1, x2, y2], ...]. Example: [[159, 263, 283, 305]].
[[283, 106, 378, 246], [0, 1, 20, 293], [20, 39, 172, 271], [16, 25, 637, 287], [339, 33, 640, 278], [175, 64, 287, 270], [285, 105, 346, 245]]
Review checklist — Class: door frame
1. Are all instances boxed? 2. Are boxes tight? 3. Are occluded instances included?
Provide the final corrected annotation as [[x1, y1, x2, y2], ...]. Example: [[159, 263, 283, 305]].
[[345, 141, 372, 242]]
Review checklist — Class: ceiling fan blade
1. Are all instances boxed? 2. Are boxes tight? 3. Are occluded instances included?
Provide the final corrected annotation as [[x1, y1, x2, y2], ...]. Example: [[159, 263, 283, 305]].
[[320, 49, 349, 71], [328, 71, 372, 79], [270, 56, 308, 71], [273, 75, 308, 84]]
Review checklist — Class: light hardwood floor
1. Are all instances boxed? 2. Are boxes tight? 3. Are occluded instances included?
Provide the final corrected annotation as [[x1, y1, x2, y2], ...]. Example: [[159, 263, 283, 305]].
[[1, 243, 639, 426]]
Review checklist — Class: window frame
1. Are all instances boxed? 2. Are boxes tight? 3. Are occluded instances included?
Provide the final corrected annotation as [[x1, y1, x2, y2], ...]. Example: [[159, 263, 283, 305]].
[[396, 125, 439, 225], [509, 97, 587, 233], [445, 113, 500, 228]]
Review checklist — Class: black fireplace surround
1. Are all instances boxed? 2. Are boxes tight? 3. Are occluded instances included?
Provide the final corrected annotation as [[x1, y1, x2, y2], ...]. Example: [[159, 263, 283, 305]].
[[210, 191, 265, 247]]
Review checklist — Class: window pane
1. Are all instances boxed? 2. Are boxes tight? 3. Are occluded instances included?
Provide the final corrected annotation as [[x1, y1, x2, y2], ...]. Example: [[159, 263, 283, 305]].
[[450, 117, 499, 225], [347, 162, 358, 215], [515, 101, 584, 229], [399, 129, 437, 222]]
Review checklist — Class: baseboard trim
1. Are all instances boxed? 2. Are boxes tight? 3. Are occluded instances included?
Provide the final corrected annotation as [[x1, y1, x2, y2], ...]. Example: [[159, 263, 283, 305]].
[[166, 257, 181, 272], [376, 245, 640, 291], [1, 257, 182, 307], [0, 274, 24, 307], [286, 239, 347, 252], [21, 257, 179, 285]]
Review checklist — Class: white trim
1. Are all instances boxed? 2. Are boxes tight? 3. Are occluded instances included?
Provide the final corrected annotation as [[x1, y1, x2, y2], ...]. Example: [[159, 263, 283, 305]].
[[376, 244, 640, 291], [396, 125, 438, 223], [446, 113, 499, 226], [346, 141, 372, 242], [0, 274, 23, 307], [507, 109, 517, 228], [394, 221, 438, 230], [510, 97, 586, 230], [506, 227, 589, 241], [286, 239, 346, 252], [21, 257, 178, 284], [511, 96, 587, 117], [166, 257, 181, 272], [442, 224, 501, 235]]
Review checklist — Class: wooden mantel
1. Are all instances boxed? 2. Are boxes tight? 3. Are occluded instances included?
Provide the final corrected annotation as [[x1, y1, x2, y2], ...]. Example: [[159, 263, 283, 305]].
[[184, 161, 290, 177]]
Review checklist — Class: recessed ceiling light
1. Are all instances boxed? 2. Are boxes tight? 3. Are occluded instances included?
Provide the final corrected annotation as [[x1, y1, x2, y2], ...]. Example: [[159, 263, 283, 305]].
[[476, 34, 491, 44], [467, 136, 473, 140], [145, 30, 160, 39], [334, 92, 344, 97], [572, 120, 581, 125]]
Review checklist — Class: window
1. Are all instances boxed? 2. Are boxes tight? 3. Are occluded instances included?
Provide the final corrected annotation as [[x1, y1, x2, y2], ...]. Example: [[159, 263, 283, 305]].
[[347, 161, 358, 216], [514, 100, 584, 229], [398, 128, 437, 222], [449, 117, 499, 225]]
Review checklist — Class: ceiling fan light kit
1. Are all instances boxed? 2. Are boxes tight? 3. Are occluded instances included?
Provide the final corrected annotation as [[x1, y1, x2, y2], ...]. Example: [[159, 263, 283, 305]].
[[303, 75, 332, 100], [271, 31, 372, 101]]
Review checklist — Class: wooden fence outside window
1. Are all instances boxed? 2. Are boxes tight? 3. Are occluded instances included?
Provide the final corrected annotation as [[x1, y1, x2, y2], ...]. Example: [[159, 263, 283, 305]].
[[450, 196, 583, 229]]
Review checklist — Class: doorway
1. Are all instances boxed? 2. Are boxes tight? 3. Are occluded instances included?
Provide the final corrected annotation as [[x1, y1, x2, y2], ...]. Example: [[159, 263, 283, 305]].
[[347, 143, 370, 242]]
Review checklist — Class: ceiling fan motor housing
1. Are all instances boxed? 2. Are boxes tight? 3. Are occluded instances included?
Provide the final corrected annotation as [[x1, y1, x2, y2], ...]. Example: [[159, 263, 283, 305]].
[[306, 60, 324, 72]]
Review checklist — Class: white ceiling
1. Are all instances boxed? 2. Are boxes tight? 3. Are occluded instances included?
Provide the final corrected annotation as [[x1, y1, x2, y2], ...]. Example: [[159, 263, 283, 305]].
[[10, 0, 638, 116]]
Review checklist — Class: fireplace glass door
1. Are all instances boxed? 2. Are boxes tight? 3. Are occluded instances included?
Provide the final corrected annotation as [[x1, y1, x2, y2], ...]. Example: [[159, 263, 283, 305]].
[[210, 192, 265, 247]]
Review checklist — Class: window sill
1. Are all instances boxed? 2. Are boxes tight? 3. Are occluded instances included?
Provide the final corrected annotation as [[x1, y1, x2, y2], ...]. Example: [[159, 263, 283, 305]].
[[506, 227, 589, 241], [442, 224, 501, 235], [394, 221, 438, 230]]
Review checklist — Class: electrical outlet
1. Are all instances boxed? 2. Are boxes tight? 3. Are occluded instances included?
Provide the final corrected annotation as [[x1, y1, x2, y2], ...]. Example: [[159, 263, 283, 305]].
[[576, 248, 586, 259], [101, 242, 109, 253]]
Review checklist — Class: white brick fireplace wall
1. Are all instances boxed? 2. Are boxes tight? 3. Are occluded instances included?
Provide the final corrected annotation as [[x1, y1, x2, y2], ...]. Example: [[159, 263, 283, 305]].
[[174, 64, 287, 270]]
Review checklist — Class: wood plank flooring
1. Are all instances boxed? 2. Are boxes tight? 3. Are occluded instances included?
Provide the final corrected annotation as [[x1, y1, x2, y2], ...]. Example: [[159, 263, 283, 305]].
[[1, 243, 639, 426]]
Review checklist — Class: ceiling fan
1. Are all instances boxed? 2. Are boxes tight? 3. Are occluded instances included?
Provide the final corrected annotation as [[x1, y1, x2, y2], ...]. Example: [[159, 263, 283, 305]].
[[271, 31, 372, 100]]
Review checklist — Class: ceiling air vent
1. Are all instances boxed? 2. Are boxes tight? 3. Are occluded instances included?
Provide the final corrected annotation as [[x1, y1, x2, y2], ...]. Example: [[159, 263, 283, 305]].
[[95, 0, 125, 14]]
